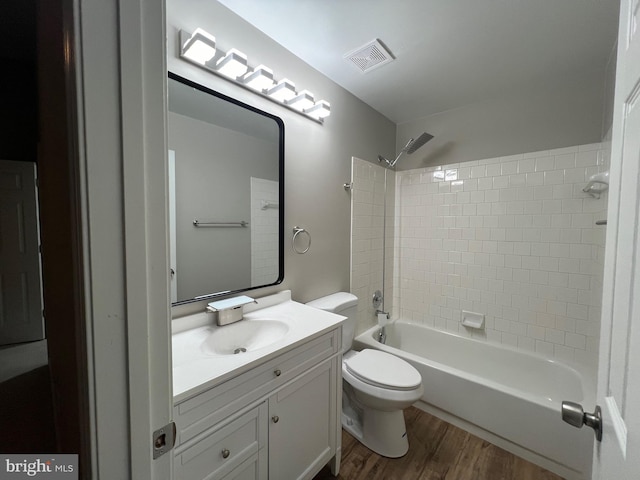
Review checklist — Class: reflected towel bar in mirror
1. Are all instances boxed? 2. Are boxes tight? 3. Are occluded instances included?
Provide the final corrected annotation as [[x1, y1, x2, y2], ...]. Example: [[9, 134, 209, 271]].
[[193, 219, 249, 228]]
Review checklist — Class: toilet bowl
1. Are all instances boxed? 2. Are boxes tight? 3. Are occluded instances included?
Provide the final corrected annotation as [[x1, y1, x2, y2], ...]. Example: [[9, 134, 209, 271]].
[[306, 293, 423, 458]]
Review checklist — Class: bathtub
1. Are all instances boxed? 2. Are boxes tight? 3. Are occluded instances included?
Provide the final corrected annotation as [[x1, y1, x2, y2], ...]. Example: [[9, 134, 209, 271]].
[[354, 321, 595, 480]]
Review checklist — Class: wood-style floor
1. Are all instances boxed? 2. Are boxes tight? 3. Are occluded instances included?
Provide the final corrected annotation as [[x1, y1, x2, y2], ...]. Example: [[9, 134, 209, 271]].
[[314, 406, 564, 480]]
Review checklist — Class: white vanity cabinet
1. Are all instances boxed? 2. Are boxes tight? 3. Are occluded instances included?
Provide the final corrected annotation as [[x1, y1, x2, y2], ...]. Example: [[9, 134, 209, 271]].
[[173, 327, 342, 480], [268, 358, 337, 479]]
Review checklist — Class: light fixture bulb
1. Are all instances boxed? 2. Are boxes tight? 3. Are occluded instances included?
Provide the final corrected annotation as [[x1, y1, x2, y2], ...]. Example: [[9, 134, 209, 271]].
[[181, 28, 216, 65], [287, 90, 315, 111], [304, 100, 331, 119], [215, 48, 248, 78], [241, 64, 275, 91], [266, 78, 296, 102]]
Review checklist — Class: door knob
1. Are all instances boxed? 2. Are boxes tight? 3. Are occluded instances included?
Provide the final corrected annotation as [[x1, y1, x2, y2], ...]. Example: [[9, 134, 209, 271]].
[[561, 401, 602, 441]]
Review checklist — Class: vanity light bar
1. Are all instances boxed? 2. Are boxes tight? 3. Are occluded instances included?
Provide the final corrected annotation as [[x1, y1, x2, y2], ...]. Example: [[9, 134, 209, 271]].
[[305, 100, 331, 120], [242, 65, 275, 91], [178, 28, 330, 123], [181, 28, 217, 65], [216, 48, 249, 79], [287, 89, 315, 111], [266, 78, 296, 102]]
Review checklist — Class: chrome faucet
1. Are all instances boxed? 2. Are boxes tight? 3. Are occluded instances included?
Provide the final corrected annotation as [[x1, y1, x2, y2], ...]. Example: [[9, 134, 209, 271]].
[[206, 295, 257, 326]]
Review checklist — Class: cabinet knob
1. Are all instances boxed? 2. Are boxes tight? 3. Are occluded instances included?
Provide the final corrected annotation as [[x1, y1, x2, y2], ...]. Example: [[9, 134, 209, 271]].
[[274, 369, 281, 377], [272, 415, 279, 423], [221, 448, 230, 459]]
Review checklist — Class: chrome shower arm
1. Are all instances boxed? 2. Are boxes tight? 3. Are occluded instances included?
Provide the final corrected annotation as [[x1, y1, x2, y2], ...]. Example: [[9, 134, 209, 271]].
[[389, 138, 414, 167], [389, 151, 404, 168]]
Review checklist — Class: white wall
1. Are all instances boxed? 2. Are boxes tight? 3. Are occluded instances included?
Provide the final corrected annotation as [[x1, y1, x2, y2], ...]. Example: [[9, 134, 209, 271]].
[[396, 75, 606, 170], [392, 143, 608, 372], [602, 43, 618, 140], [168, 0, 396, 316]]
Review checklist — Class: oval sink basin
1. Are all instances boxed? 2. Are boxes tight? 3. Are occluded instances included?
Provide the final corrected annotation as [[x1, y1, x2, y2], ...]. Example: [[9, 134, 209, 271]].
[[200, 320, 290, 356]]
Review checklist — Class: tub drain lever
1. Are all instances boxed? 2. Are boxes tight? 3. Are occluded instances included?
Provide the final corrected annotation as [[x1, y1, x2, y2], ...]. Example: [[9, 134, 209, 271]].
[[561, 401, 602, 441]]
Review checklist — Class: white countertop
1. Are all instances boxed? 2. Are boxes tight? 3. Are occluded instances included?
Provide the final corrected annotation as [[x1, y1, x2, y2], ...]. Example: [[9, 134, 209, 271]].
[[172, 290, 346, 403]]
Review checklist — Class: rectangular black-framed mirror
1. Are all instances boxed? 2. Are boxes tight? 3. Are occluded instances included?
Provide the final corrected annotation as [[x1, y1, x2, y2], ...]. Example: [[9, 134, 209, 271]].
[[168, 72, 284, 306]]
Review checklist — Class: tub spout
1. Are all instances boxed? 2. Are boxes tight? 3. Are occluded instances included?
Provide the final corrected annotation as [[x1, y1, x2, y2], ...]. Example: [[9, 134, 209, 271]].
[[377, 326, 387, 344], [375, 309, 389, 344]]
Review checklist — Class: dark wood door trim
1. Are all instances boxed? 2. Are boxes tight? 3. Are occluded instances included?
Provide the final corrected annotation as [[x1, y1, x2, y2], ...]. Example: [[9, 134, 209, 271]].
[[37, 0, 90, 476]]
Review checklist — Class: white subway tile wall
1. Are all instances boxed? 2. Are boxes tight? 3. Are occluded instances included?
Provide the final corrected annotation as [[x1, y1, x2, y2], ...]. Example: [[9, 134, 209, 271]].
[[390, 143, 608, 367], [250, 177, 279, 286], [350, 158, 395, 334]]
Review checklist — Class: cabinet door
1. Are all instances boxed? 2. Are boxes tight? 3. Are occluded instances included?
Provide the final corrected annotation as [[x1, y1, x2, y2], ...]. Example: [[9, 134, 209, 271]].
[[268, 359, 337, 480]]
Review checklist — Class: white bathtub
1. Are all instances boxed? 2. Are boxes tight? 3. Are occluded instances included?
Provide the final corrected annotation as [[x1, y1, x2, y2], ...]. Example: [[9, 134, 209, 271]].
[[354, 321, 595, 480]]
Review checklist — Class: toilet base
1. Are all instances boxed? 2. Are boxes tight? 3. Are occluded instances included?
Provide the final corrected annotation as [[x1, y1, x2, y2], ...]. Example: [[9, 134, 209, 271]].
[[342, 404, 409, 458]]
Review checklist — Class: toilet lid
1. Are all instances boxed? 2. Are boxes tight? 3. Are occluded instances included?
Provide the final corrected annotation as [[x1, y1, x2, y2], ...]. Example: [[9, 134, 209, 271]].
[[344, 349, 422, 391]]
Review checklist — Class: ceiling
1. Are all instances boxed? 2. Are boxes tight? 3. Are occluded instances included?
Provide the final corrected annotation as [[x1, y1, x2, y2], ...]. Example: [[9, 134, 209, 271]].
[[216, 0, 619, 125]]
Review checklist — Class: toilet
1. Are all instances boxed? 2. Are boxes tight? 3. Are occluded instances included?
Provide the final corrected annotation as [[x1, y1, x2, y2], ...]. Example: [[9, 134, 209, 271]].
[[307, 292, 423, 458]]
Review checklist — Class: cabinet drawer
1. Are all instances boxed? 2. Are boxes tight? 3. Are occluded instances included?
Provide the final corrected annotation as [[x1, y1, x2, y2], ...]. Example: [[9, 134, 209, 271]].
[[175, 329, 339, 445], [174, 403, 267, 480], [221, 449, 267, 480]]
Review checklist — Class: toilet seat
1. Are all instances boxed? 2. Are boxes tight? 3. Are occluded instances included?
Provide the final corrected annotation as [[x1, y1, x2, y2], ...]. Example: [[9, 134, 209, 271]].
[[344, 349, 422, 391]]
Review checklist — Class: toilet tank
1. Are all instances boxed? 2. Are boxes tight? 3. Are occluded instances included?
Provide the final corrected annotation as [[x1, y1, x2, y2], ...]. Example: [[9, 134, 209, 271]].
[[306, 292, 358, 353]]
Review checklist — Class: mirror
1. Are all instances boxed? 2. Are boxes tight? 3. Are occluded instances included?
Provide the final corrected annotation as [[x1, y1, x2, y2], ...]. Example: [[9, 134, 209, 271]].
[[167, 72, 284, 305]]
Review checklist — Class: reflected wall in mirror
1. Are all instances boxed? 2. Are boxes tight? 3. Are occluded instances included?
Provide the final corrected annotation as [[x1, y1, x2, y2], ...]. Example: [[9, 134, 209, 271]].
[[168, 72, 284, 305]]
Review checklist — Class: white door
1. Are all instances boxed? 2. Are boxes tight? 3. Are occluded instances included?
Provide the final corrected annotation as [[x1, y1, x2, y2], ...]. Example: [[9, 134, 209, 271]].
[[592, 0, 640, 476], [76, 0, 173, 477], [0, 160, 43, 345]]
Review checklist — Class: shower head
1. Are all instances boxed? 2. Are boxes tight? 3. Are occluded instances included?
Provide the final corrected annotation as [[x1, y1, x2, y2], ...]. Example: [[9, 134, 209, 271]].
[[405, 132, 434, 154], [388, 132, 434, 167], [377, 132, 434, 168]]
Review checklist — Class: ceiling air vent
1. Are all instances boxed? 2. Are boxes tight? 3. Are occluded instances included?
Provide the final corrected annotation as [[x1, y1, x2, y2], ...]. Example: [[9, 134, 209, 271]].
[[344, 39, 394, 73]]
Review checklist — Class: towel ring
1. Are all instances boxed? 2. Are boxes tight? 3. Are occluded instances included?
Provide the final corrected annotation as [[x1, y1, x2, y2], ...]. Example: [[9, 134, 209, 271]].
[[292, 226, 311, 254]]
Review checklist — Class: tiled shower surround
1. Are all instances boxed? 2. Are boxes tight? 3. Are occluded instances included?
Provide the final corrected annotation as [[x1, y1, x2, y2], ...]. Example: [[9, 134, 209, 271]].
[[350, 159, 395, 334], [352, 143, 608, 369]]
